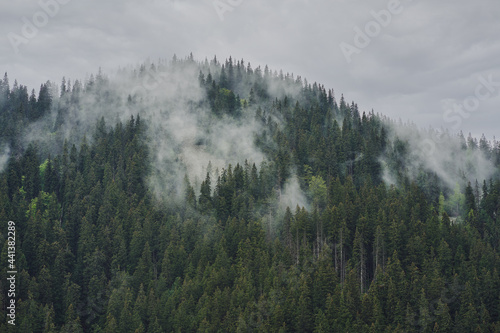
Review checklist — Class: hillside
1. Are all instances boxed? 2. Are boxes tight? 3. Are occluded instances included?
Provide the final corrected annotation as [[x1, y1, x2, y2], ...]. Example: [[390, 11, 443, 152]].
[[0, 55, 499, 332]]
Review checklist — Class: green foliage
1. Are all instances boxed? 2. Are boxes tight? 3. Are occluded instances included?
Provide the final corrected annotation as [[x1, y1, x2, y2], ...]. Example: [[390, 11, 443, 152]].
[[0, 56, 499, 332], [446, 183, 466, 217], [309, 175, 327, 208]]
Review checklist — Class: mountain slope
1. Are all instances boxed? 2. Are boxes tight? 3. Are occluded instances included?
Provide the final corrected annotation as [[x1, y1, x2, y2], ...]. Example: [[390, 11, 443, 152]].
[[0, 55, 499, 332]]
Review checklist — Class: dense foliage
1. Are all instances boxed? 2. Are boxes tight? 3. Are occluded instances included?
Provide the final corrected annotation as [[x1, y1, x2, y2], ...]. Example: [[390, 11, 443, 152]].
[[1, 56, 500, 332]]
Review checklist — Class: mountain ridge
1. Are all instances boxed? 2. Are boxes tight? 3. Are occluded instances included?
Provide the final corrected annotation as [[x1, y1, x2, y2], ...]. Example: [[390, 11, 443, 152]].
[[0, 54, 499, 332]]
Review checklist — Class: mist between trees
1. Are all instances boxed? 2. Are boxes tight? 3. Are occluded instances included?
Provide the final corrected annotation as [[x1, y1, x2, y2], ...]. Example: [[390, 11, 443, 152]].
[[0, 54, 499, 332]]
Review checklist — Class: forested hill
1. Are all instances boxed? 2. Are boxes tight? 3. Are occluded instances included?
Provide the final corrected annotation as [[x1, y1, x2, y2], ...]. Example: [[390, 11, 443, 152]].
[[1, 55, 499, 332]]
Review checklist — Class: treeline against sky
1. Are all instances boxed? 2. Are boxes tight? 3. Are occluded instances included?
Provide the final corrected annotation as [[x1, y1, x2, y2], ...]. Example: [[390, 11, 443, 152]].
[[0, 55, 500, 332]]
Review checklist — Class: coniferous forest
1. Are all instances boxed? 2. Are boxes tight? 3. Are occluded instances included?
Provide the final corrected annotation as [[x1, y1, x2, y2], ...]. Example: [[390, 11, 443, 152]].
[[1, 55, 500, 332]]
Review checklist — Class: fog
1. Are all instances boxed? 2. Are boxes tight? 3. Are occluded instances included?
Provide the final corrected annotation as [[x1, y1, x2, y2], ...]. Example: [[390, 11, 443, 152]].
[[19, 56, 308, 208], [381, 119, 498, 191], [9, 55, 498, 212], [0, 144, 10, 174]]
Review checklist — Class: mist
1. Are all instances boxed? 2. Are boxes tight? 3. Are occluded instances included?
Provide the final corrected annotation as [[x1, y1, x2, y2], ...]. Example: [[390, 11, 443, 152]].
[[279, 173, 310, 212], [19, 56, 285, 206], [381, 119, 498, 191], [0, 144, 10, 174], [12, 54, 498, 214]]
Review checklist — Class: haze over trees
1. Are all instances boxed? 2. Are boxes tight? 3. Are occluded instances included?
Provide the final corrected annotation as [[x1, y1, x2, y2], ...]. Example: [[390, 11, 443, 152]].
[[0, 55, 499, 332]]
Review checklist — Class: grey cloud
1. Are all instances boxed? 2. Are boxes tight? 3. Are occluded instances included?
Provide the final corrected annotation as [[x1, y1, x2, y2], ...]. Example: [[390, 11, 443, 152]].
[[1, 0, 498, 139]]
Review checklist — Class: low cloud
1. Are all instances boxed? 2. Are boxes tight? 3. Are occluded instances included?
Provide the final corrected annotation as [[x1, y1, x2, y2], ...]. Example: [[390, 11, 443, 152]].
[[381, 120, 497, 190], [0, 144, 10, 173]]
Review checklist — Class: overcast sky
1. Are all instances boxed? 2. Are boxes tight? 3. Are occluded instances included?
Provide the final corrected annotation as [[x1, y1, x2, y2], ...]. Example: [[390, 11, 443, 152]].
[[2, 0, 499, 140]]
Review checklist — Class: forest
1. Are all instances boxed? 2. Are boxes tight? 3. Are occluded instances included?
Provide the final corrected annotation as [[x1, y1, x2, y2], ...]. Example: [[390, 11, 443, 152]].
[[0, 55, 499, 332]]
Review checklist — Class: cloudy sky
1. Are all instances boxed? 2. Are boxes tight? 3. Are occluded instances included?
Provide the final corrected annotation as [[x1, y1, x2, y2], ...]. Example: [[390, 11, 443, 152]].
[[2, 0, 500, 139]]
